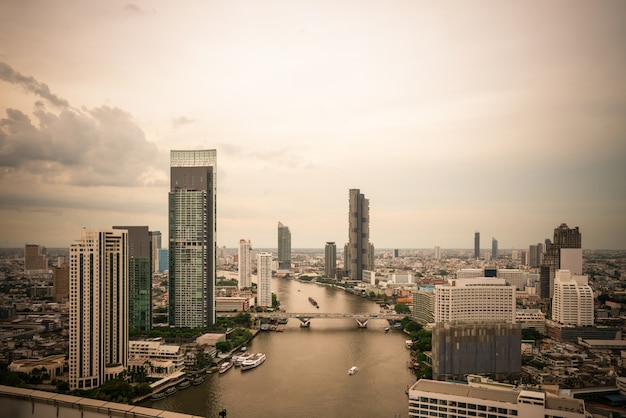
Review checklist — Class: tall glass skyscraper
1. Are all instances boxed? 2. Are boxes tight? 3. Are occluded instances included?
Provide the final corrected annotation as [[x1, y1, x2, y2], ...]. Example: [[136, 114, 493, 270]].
[[113, 225, 152, 331], [492, 237, 498, 260], [474, 232, 480, 259], [324, 241, 337, 278], [277, 222, 291, 270], [347, 189, 371, 281], [169, 150, 217, 328]]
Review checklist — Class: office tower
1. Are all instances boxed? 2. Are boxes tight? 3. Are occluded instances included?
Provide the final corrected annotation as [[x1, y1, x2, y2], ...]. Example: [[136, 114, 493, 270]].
[[540, 223, 582, 298], [257, 252, 272, 307], [158, 249, 169, 273], [24, 244, 48, 273], [53, 264, 69, 303], [545, 238, 552, 251], [393, 249, 399, 258], [277, 222, 291, 270], [69, 228, 128, 390], [432, 322, 521, 381], [529, 244, 543, 268], [113, 226, 152, 331], [491, 237, 498, 260], [434, 246, 441, 260], [238, 239, 252, 289], [150, 231, 161, 276], [435, 278, 516, 324], [520, 250, 529, 266], [408, 378, 588, 417], [552, 270, 593, 326], [347, 189, 372, 281], [324, 242, 337, 278], [169, 149, 217, 328], [474, 232, 480, 259]]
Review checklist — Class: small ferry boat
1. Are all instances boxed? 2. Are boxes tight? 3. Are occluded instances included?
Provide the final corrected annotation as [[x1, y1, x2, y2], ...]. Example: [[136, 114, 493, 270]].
[[234, 352, 253, 366], [219, 361, 234, 374], [192, 375, 205, 385], [164, 387, 177, 396], [150, 392, 166, 401], [348, 366, 357, 375], [384, 327, 390, 332], [241, 353, 266, 371], [240, 346, 248, 352], [177, 380, 191, 390], [308, 297, 319, 308]]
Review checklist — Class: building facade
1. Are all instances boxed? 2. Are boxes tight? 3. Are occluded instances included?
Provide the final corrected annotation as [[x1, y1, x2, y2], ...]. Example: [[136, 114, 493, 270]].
[[24, 244, 48, 274], [238, 239, 252, 289], [150, 231, 161, 276], [277, 222, 291, 270], [492, 237, 498, 260], [474, 232, 480, 259], [257, 252, 272, 307], [324, 242, 336, 278], [113, 226, 152, 331], [69, 228, 128, 390], [552, 269, 594, 326], [540, 223, 582, 298], [434, 278, 516, 324], [347, 189, 372, 281], [168, 149, 217, 328]]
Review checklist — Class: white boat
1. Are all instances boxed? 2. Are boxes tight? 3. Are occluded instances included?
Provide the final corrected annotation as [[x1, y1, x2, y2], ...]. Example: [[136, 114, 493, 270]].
[[241, 353, 266, 371], [219, 361, 234, 374], [233, 352, 253, 366], [348, 366, 357, 375]]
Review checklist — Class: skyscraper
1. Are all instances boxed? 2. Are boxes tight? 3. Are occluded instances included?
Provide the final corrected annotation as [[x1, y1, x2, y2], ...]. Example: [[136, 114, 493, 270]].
[[492, 237, 498, 260], [347, 189, 372, 281], [169, 149, 217, 328], [552, 269, 593, 326], [277, 222, 291, 270], [540, 223, 582, 298], [238, 239, 252, 289], [474, 232, 480, 259], [24, 244, 48, 274], [150, 231, 161, 275], [324, 242, 337, 279], [69, 228, 128, 390], [257, 252, 272, 307], [113, 226, 152, 331]]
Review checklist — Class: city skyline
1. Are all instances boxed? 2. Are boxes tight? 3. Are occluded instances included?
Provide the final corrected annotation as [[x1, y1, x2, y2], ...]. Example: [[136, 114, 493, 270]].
[[1, 1, 626, 250]]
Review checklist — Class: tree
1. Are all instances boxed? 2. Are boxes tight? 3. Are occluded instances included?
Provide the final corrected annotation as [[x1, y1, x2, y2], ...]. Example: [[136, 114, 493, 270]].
[[216, 341, 232, 353], [395, 303, 411, 314], [56, 380, 70, 393]]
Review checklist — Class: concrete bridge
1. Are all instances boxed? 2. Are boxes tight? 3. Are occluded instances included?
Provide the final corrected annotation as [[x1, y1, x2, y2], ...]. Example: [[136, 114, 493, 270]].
[[247, 312, 405, 328]]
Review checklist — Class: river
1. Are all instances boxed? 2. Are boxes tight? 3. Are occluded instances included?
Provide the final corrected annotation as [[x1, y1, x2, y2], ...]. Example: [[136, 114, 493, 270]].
[[146, 277, 416, 417]]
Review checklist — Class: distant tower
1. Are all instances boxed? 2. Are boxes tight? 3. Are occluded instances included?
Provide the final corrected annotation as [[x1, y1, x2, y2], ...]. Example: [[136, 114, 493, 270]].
[[474, 232, 480, 259], [347, 189, 372, 281], [169, 149, 217, 328], [434, 246, 441, 260], [69, 228, 128, 390], [113, 226, 152, 331], [257, 252, 273, 307], [325, 242, 337, 278], [239, 239, 252, 289], [540, 223, 582, 298], [150, 231, 161, 276], [24, 244, 48, 274], [277, 222, 291, 270], [491, 237, 498, 260]]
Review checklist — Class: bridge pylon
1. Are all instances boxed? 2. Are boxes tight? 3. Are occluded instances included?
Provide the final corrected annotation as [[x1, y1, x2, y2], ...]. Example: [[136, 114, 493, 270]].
[[297, 317, 311, 327], [355, 318, 369, 328]]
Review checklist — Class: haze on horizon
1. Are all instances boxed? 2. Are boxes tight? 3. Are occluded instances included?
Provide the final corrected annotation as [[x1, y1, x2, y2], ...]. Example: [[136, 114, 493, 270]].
[[1, 1, 625, 250]]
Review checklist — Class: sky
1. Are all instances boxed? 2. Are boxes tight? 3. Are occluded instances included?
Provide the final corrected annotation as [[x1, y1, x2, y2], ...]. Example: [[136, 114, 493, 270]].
[[1, 1, 625, 250]]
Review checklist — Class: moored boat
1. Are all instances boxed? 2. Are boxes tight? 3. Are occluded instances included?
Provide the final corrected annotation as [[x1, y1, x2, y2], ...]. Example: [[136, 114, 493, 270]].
[[348, 366, 357, 375], [241, 353, 266, 371], [219, 361, 234, 374], [178, 379, 191, 390], [234, 352, 253, 366], [308, 297, 318, 308], [192, 375, 205, 385], [164, 387, 177, 396], [151, 392, 166, 401]]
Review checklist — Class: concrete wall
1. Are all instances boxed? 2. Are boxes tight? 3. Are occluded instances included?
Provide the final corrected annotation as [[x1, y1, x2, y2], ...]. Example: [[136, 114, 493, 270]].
[[0, 385, 201, 418]]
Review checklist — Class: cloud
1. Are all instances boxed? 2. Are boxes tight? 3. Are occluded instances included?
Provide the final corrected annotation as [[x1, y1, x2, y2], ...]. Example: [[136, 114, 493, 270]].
[[0, 62, 69, 108], [171, 115, 196, 127]]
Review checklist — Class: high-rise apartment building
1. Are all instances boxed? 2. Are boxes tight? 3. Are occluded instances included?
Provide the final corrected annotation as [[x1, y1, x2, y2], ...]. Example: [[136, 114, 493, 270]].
[[24, 244, 48, 273], [53, 264, 69, 303], [474, 232, 480, 259], [238, 239, 252, 289], [113, 226, 152, 331], [69, 228, 128, 390], [434, 246, 441, 260], [277, 222, 291, 270], [491, 237, 498, 260], [324, 242, 337, 278], [540, 223, 582, 298], [150, 231, 161, 275], [257, 252, 272, 307], [552, 269, 593, 326], [435, 278, 516, 324], [168, 149, 217, 328], [347, 189, 372, 281]]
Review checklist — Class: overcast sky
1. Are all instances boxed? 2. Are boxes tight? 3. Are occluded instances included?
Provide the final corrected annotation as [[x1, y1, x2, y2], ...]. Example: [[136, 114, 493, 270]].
[[1, 1, 625, 250]]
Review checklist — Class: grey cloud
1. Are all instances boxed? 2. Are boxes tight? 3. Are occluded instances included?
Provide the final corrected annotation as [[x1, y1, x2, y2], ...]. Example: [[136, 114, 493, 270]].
[[0, 62, 69, 108], [124, 3, 145, 15], [0, 103, 167, 187], [171, 116, 195, 127]]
